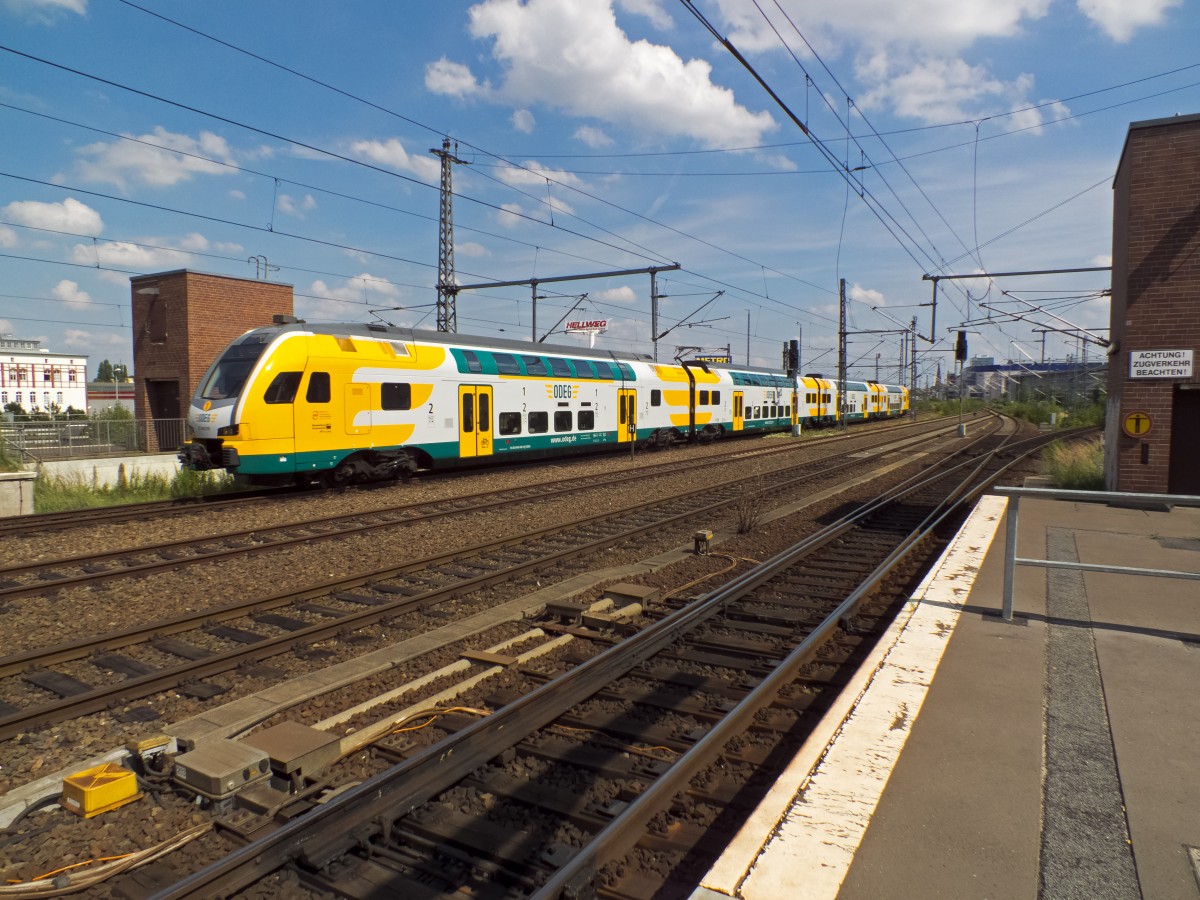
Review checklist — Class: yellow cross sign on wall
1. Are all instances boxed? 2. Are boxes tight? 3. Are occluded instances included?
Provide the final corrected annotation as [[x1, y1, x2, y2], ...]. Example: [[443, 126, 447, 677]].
[[1121, 410, 1152, 438]]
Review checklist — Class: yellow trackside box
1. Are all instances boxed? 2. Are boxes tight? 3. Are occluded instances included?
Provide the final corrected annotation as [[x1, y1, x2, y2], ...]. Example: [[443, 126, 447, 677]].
[[60, 763, 142, 818]]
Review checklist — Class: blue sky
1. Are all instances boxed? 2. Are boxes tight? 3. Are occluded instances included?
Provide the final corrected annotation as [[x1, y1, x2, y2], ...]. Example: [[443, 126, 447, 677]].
[[0, 0, 1195, 383]]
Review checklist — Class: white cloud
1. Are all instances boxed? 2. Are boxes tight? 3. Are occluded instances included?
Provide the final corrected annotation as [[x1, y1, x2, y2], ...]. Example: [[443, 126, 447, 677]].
[[1076, 0, 1180, 41], [512, 109, 536, 133], [277, 194, 316, 217], [302, 274, 402, 321], [2, 197, 104, 235], [69, 239, 190, 279], [425, 58, 484, 98], [51, 279, 92, 310], [73, 127, 236, 189], [436, 0, 776, 148], [62, 328, 127, 349], [594, 286, 637, 304], [574, 125, 613, 148], [0, 225, 17, 248], [1091, 254, 1113, 267], [858, 54, 1040, 123], [309, 274, 400, 304], [229, 189, 246, 200], [616, 0, 672, 30], [498, 202, 524, 228], [3, 0, 86, 23], [495, 160, 583, 189], [350, 138, 442, 182], [0, 319, 14, 335], [849, 283, 886, 306], [456, 241, 489, 258]]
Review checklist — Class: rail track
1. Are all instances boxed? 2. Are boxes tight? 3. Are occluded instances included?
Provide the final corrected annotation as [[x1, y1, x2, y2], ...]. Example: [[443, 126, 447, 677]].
[[0, 417, 933, 541], [139, 423, 1059, 899], [0, 418, 962, 601], [0, 419, 978, 743]]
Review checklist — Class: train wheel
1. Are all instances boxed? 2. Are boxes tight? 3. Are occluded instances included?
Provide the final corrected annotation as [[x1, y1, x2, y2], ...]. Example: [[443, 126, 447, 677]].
[[322, 462, 354, 489]]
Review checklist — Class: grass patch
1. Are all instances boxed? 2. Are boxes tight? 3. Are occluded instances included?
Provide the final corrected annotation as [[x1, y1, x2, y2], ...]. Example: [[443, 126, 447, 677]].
[[34, 466, 237, 512], [1043, 436, 1105, 490]]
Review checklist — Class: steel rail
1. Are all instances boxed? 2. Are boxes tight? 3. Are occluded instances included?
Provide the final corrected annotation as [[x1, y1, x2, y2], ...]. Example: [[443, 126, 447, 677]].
[[0, 418, 960, 593], [0, 422, 978, 740], [151, 424, 1013, 899]]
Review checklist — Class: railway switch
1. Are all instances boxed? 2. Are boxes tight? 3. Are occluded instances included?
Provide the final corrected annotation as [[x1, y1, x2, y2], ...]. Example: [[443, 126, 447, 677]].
[[173, 741, 271, 803]]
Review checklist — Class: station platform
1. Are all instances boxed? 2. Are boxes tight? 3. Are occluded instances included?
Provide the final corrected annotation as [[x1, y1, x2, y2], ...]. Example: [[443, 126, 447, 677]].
[[696, 490, 1200, 900]]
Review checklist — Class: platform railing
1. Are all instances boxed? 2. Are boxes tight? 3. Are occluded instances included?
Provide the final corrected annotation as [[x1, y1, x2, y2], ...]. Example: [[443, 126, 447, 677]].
[[0, 418, 187, 459], [990, 486, 1200, 621]]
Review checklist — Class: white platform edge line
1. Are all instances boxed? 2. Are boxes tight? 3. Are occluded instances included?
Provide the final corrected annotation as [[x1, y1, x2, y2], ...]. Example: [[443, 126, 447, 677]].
[[696, 494, 1009, 899]]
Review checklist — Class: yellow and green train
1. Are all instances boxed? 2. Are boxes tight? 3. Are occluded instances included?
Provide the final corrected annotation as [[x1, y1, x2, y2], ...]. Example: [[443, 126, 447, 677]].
[[180, 322, 908, 486]]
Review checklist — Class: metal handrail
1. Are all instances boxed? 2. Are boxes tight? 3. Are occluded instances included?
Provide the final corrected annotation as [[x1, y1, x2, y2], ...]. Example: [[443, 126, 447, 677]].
[[990, 486, 1200, 621]]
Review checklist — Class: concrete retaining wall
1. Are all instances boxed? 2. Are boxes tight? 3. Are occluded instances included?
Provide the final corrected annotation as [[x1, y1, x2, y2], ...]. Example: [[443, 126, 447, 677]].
[[33, 454, 180, 489]]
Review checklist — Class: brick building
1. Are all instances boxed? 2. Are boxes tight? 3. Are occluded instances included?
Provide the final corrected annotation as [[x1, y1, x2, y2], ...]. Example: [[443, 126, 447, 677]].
[[1106, 113, 1200, 494], [130, 270, 293, 450]]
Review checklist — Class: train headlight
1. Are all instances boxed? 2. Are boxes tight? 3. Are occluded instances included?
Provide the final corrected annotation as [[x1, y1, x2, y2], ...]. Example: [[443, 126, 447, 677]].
[[217, 424, 239, 436]]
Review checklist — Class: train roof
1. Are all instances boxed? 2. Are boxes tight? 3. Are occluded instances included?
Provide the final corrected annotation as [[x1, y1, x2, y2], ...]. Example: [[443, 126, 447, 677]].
[[257, 321, 656, 364]]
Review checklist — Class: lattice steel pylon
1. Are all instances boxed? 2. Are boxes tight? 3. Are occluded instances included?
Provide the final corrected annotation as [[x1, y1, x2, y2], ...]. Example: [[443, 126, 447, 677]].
[[431, 138, 468, 333]]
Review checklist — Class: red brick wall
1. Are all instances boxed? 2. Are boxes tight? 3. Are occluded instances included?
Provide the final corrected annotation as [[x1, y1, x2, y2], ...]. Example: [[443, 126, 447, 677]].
[[130, 270, 293, 450], [1108, 117, 1200, 493]]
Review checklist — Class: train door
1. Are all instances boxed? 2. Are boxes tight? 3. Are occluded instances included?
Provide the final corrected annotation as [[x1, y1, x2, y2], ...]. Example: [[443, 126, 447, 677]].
[[617, 388, 637, 442], [732, 391, 744, 432], [458, 384, 493, 458], [344, 383, 372, 435]]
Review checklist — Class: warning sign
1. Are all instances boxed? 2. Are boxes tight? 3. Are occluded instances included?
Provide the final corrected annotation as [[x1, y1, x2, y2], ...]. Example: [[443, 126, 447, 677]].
[[1121, 410, 1152, 438], [1129, 349, 1193, 378]]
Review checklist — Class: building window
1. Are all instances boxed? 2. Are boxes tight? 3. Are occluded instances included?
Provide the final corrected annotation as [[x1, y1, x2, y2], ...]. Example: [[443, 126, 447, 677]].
[[57, 392, 63, 405]]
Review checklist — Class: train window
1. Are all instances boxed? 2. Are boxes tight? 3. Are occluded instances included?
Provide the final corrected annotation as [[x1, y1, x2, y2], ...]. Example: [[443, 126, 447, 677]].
[[528, 411, 548, 433], [462, 349, 483, 373], [493, 353, 521, 375], [499, 412, 522, 435], [593, 361, 614, 380], [263, 372, 302, 404], [553, 410, 572, 432], [617, 363, 635, 380], [522, 355, 549, 376], [651, 390, 661, 406], [569, 359, 595, 378], [381, 383, 412, 410], [461, 394, 474, 431], [549, 358, 572, 378], [306, 371, 331, 403], [754, 406, 762, 418], [578, 410, 594, 430], [712, 391, 720, 405]]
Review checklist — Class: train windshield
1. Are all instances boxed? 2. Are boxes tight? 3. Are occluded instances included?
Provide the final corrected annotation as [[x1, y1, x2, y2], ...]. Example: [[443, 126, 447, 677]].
[[200, 332, 274, 400]]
